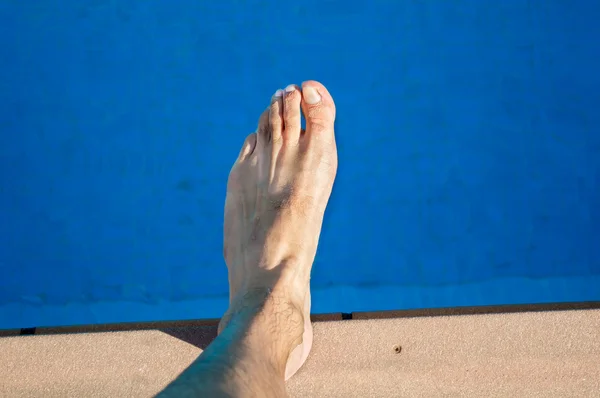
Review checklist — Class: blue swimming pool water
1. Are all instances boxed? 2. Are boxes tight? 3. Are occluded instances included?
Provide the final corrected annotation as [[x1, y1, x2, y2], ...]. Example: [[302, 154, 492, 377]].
[[1, 1, 599, 330]]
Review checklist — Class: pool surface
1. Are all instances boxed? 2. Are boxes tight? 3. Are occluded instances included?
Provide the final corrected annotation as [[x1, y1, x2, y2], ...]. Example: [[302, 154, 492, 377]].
[[1, 1, 599, 330]]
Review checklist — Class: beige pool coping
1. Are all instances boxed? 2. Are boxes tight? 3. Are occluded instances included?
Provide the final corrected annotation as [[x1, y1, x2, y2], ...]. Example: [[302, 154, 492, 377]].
[[2, 302, 600, 397]]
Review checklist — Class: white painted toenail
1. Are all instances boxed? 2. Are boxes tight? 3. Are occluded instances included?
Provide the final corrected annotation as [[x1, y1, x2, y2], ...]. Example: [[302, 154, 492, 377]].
[[285, 84, 296, 93], [303, 86, 321, 104], [274, 89, 284, 97]]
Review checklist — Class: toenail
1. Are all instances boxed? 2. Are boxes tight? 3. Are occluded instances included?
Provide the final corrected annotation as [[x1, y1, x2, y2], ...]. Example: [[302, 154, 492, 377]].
[[274, 89, 284, 98], [285, 84, 296, 93], [303, 86, 321, 104]]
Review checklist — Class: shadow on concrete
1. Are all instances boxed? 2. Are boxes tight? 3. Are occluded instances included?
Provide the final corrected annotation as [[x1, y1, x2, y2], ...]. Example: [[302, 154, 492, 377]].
[[160, 325, 218, 350]]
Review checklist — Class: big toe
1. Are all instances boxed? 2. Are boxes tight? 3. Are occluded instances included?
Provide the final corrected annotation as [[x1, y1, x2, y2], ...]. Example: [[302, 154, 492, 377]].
[[300, 81, 336, 139]]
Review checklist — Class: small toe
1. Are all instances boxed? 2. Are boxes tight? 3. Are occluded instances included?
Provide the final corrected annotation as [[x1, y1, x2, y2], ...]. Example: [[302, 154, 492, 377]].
[[283, 84, 302, 141], [300, 81, 336, 140], [237, 133, 257, 161], [270, 89, 284, 143], [256, 107, 271, 148]]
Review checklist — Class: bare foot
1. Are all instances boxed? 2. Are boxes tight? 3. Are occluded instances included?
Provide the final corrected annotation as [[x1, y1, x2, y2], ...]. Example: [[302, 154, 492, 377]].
[[219, 81, 337, 380]]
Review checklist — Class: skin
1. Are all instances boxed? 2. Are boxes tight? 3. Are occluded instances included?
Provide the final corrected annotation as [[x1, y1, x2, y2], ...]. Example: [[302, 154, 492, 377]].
[[158, 80, 337, 398]]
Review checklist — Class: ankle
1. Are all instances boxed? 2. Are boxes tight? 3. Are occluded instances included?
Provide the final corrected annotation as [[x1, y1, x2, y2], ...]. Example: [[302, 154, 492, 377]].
[[218, 286, 305, 367], [221, 285, 304, 331], [229, 257, 308, 311]]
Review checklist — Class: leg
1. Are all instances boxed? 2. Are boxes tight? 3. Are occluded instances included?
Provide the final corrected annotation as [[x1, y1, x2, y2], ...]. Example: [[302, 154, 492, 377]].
[[156, 287, 303, 397], [158, 81, 338, 397]]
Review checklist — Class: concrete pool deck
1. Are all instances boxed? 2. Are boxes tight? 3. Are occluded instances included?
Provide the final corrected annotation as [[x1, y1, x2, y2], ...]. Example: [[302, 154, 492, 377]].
[[2, 302, 599, 397]]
